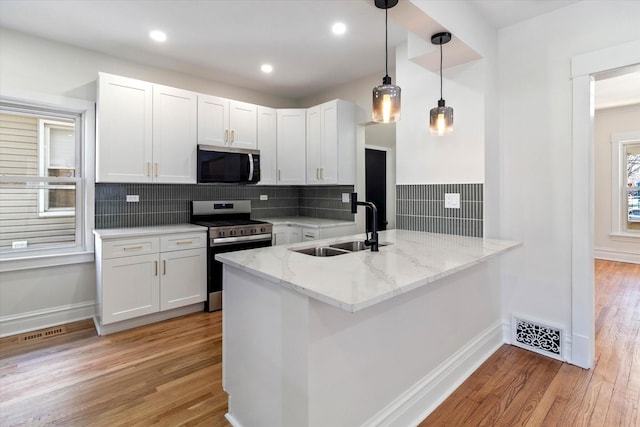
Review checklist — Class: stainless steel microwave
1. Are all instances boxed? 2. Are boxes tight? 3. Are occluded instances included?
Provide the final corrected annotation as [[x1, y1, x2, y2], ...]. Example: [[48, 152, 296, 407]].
[[197, 145, 260, 184]]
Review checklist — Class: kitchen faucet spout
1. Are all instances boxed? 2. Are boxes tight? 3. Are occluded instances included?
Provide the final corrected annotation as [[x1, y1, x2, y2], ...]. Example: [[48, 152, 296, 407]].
[[350, 192, 379, 252]]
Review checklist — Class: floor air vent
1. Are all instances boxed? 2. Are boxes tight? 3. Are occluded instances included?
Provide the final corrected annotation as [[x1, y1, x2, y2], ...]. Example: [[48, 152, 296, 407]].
[[511, 316, 563, 360], [18, 325, 67, 343]]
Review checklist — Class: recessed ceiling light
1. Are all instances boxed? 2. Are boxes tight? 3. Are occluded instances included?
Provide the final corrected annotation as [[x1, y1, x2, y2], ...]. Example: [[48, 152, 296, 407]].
[[332, 22, 347, 35], [261, 64, 273, 74], [149, 30, 167, 43]]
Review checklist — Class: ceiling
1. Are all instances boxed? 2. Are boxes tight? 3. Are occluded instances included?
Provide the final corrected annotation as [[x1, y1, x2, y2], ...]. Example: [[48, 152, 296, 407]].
[[0, 0, 635, 107]]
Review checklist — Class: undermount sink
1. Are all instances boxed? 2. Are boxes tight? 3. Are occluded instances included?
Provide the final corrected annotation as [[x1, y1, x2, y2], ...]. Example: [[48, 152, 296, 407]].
[[330, 240, 390, 252], [291, 240, 392, 257], [291, 246, 350, 257]]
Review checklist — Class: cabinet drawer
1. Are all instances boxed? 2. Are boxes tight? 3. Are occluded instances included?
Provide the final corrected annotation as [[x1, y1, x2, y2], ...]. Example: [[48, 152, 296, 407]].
[[302, 228, 320, 241], [160, 232, 207, 252], [102, 237, 159, 259]]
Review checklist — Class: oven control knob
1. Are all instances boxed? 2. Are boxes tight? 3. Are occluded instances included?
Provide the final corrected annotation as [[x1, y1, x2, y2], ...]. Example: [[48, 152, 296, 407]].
[[230, 230, 236, 236], [219, 231, 225, 237], [260, 227, 266, 233], [251, 229, 256, 234]]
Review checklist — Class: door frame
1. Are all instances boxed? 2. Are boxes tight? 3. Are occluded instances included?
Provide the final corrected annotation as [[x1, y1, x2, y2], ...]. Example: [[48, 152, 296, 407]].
[[570, 39, 640, 369]]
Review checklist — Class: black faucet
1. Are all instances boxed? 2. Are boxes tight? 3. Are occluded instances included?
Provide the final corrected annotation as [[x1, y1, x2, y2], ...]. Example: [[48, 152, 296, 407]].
[[350, 192, 379, 252]]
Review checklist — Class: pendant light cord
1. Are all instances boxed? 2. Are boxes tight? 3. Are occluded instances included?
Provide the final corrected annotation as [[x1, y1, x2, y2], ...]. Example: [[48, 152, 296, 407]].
[[385, 2, 389, 78], [439, 43, 443, 100]]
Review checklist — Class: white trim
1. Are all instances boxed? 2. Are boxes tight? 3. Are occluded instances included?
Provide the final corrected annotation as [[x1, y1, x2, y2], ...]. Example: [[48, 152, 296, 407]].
[[363, 321, 503, 427], [0, 251, 94, 273], [594, 247, 640, 264], [610, 232, 640, 242], [0, 300, 95, 338], [571, 73, 596, 370], [571, 39, 640, 78]]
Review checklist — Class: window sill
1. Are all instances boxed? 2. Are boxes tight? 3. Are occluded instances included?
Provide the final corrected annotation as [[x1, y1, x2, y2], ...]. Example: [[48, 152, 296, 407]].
[[0, 251, 95, 273], [610, 232, 640, 243]]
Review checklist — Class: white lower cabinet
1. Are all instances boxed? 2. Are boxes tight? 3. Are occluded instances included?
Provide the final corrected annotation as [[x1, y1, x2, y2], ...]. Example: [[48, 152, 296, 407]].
[[95, 228, 207, 334], [272, 224, 302, 245], [160, 247, 207, 310]]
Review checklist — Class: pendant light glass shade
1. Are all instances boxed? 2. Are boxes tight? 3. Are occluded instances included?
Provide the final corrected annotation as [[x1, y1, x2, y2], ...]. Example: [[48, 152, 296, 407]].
[[430, 99, 453, 135], [429, 32, 453, 136], [372, 0, 400, 123], [373, 76, 401, 123]]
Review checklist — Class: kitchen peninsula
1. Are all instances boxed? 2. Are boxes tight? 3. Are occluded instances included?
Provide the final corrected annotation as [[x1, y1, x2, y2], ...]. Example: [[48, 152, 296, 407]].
[[217, 230, 520, 427]]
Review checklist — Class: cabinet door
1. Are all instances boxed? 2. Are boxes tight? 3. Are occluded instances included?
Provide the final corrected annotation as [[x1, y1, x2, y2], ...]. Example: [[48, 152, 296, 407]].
[[257, 106, 277, 185], [306, 105, 322, 184], [97, 73, 153, 183], [102, 253, 160, 324], [160, 248, 207, 310], [272, 225, 287, 245], [197, 94, 229, 147], [153, 85, 197, 183], [277, 109, 306, 185], [229, 100, 257, 149], [319, 101, 339, 184], [288, 226, 302, 243]]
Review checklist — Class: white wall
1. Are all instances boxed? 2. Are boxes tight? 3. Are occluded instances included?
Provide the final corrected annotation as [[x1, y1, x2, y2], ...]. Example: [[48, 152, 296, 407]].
[[594, 104, 640, 263], [0, 28, 295, 107], [498, 1, 640, 355], [0, 28, 297, 336]]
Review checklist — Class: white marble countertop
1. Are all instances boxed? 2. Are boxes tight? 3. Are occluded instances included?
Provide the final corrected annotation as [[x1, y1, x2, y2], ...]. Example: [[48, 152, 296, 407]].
[[93, 224, 207, 239], [216, 229, 521, 313], [258, 216, 355, 229]]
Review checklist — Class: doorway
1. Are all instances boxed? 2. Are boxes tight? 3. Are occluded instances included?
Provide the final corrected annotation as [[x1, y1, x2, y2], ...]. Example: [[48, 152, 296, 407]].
[[365, 148, 387, 232]]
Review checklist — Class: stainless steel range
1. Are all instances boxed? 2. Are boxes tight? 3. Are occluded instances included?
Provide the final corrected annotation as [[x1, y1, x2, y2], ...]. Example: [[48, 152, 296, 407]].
[[191, 200, 272, 311]]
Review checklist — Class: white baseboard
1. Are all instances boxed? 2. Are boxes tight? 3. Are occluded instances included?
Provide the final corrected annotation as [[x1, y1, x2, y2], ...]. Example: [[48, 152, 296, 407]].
[[594, 247, 640, 264], [569, 333, 593, 369], [0, 301, 95, 338], [225, 413, 242, 427], [362, 321, 504, 427]]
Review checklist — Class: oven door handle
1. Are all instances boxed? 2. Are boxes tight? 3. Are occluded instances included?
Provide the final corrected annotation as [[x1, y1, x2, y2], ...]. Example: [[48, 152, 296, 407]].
[[247, 153, 254, 182], [211, 234, 271, 247]]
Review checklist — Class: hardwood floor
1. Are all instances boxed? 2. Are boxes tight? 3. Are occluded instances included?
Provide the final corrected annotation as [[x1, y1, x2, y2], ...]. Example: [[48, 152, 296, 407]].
[[420, 259, 640, 426], [0, 259, 637, 426]]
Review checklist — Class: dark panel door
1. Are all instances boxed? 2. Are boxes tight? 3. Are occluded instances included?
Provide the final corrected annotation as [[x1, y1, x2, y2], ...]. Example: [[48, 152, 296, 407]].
[[365, 148, 387, 231]]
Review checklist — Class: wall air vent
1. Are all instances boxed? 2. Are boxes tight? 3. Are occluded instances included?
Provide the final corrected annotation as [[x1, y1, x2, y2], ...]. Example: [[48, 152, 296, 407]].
[[18, 325, 67, 343], [511, 315, 563, 361]]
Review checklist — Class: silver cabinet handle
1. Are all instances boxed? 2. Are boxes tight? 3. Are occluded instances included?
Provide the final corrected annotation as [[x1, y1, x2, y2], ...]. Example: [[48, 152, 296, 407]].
[[123, 246, 143, 251], [231, 130, 235, 143], [154, 260, 158, 276], [154, 163, 159, 177], [163, 260, 166, 275], [176, 240, 193, 245], [225, 129, 229, 143], [278, 169, 281, 182], [146, 162, 151, 176]]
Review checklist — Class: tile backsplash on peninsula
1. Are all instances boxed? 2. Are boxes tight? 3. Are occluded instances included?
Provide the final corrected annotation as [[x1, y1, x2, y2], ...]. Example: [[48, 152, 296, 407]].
[[95, 184, 355, 229]]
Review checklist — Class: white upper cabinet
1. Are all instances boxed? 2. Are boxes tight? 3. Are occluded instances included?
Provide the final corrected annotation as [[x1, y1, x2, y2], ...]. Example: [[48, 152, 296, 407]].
[[97, 73, 197, 183], [153, 85, 198, 183], [257, 106, 277, 185], [276, 109, 306, 185], [197, 95, 257, 150], [97, 73, 153, 183], [305, 99, 356, 185]]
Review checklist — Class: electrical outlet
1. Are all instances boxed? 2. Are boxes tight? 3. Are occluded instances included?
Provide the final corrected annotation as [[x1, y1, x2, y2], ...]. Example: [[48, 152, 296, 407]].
[[342, 193, 350, 203], [12, 241, 28, 249], [260, 194, 268, 201], [444, 193, 461, 209], [126, 195, 139, 203]]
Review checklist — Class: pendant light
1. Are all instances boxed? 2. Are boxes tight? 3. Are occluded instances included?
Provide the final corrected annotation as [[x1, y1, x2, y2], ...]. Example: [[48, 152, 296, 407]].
[[429, 32, 453, 136], [372, 0, 401, 123]]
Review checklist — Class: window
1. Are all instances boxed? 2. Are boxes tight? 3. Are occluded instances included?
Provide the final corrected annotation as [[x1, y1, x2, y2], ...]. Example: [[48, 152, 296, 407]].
[[38, 119, 76, 216], [0, 95, 94, 268], [611, 131, 640, 237], [625, 143, 640, 229]]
